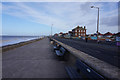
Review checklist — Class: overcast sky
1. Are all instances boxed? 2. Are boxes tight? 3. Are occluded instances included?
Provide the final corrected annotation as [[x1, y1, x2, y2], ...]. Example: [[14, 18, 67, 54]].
[[2, 2, 118, 36]]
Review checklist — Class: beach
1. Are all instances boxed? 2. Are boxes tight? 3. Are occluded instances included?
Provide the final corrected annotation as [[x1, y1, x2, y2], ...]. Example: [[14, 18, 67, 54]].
[[2, 38, 43, 52]]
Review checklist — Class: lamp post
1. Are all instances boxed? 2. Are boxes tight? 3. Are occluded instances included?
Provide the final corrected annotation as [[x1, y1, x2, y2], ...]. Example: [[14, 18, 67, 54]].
[[51, 24, 53, 37], [91, 6, 99, 42]]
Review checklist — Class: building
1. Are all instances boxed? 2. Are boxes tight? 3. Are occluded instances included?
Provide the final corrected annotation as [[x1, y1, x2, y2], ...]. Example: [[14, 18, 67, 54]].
[[111, 32, 120, 41], [111, 32, 120, 38], [115, 32, 120, 46], [90, 33, 97, 40], [64, 33, 70, 38], [68, 31, 73, 38], [58, 32, 63, 37], [103, 32, 113, 38], [54, 33, 58, 37], [72, 26, 86, 38], [98, 32, 103, 38], [103, 32, 113, 41]]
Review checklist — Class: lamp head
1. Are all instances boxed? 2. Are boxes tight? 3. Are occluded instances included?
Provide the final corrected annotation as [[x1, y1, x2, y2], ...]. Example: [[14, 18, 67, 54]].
[[91, 6, 94, 8]]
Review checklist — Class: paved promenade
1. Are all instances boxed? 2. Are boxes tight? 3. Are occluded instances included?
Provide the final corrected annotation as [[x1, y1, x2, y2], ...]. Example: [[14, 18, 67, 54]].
[[2, 38, 68, 78]]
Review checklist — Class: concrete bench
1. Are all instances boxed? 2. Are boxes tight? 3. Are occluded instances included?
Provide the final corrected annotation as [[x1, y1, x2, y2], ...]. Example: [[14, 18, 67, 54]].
[[55, 47, 66, 56], [65, 66, 83, 80], [53, 43, 61, 52], [76, 59, 105, 80], [53, 46, 59, 50], [60, 47, 66, 54]]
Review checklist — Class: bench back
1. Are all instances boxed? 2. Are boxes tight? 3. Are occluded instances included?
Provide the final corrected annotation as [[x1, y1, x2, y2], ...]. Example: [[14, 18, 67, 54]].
[[60, 47, 66, 54], [76, 59, 105, 80]]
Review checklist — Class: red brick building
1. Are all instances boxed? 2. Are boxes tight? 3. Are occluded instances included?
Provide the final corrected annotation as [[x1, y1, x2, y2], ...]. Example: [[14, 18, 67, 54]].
[[72, 26, 86, 37]]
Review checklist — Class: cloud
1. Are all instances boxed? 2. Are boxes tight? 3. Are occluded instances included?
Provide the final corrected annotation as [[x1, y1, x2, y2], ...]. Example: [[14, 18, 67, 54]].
[[0, 2, 2, 13], [101, 15, 118, 27], [2, 0, 120, 2], [2, 2, 88, 30], [0, 2, 2, 35], [2, 2, 118, 34]]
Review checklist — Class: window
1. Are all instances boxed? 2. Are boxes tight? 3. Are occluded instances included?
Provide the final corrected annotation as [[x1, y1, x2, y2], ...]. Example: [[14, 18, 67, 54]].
[[75, 30, 77, 32], [75, 33, 77, 36]]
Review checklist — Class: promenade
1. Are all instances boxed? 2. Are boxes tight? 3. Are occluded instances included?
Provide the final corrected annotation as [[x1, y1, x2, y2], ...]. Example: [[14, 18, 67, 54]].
[[2, 38, 68, 78]]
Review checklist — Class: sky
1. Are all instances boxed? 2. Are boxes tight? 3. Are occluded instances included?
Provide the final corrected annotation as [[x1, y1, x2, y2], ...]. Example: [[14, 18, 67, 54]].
[[1, 2, 119, 36]]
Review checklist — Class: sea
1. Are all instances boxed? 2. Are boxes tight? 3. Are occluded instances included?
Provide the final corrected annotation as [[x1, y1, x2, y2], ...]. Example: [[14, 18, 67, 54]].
[[0, 36, 42, 47]]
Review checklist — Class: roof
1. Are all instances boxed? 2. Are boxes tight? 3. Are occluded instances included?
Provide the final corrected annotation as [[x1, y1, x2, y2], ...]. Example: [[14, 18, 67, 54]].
[[59, 32, 63, 34], [98, 32, 103, 35], [68, 31, 73, 33], [65, 33, 68, 35], [116, 32, 120, 36], [72, 26, 86, 30], [104, 32, 113, 36], [54, 33, 58, 35], [113, 32, 120, 37]]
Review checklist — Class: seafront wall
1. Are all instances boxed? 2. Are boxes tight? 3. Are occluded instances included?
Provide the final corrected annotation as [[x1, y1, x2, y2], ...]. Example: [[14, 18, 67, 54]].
[[2, 38, 43, 52], [51, 38, 120, 80], [0, 45, 1, 79]]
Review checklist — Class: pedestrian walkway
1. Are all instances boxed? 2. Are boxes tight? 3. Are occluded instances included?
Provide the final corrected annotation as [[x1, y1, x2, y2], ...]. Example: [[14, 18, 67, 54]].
[[2, 38, 68, 78]]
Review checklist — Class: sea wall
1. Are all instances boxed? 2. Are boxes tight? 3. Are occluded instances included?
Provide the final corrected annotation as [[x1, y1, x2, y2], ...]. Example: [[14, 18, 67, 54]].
[[2, 38, 43, 52], [51, 38, 120, 80]]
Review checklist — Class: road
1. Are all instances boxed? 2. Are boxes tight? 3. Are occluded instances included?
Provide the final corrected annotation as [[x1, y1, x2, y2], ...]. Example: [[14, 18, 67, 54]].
[[54, 37, 120, 68], [2, 38, 68, 78]]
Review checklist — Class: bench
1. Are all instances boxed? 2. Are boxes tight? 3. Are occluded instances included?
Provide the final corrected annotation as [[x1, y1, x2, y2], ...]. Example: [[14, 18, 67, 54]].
[[49, 38, 52, 41], [65, 59, 105, 80], [53, 46, 59, 50], [55, 47, 66, 56], [53, 43, 60, 52], [65, 66, 83, 80], [60, 47, 66, 54], [76, 59, 105, 80]]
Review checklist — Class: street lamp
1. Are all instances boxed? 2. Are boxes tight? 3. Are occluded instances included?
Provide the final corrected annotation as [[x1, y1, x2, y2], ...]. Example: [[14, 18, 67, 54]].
[[51, 24, 53, 37], [91, 6, 99, 42]]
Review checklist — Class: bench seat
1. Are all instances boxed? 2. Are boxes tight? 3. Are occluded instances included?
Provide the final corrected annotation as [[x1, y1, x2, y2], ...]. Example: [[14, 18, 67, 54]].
[[65, 66, 83, 80], [53, 46, 59, 50], [60, 47, 66, 54], [76, 59, 105, 80], [55, 50, 64, 56], [54, 47, 66, 57]]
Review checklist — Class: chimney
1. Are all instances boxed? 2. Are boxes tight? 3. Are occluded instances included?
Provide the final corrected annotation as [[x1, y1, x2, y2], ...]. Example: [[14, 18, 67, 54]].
[[84, 26, 86, 29]]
